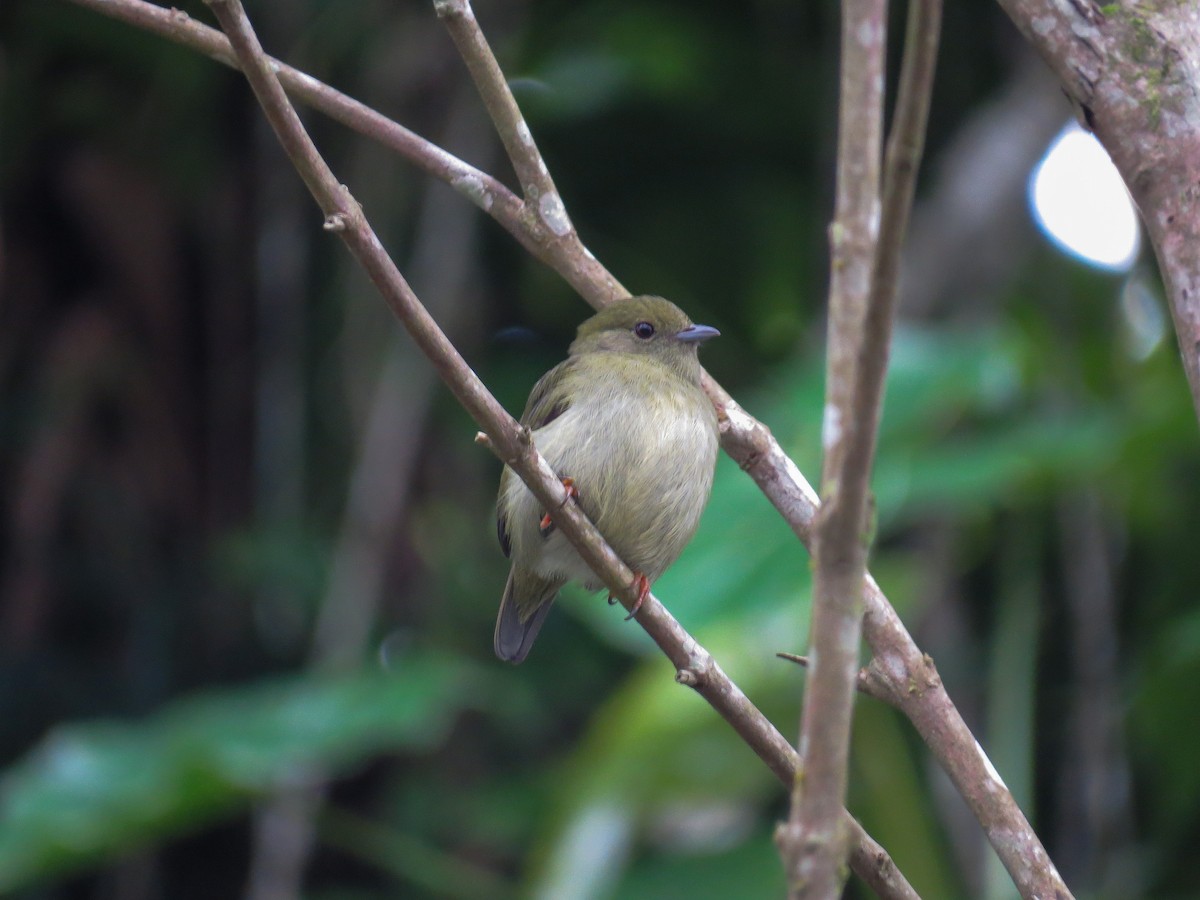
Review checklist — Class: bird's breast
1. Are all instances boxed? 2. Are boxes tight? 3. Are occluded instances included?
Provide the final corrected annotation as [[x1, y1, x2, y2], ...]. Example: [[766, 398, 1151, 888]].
[[529, 379, 718, 580]]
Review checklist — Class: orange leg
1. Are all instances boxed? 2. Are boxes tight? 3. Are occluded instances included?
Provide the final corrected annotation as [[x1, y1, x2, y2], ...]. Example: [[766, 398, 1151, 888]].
[[624, 572, 651, 621], [539, 477, 578, 534]]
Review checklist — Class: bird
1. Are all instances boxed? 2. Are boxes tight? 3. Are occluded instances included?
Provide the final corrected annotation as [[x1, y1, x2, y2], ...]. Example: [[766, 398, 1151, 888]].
[[494, 295, 720, 663]]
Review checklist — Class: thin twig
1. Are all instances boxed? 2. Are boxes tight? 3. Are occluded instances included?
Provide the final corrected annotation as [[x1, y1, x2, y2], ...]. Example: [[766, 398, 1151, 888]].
[[198, 2, 918, 896], [776, 653, 896, 706], [874, 0, 943, 323], [63, 0, 538, 252], [432, 0, 623, 306], [433, 0, 556, 204], [430, 0, 626, 304]]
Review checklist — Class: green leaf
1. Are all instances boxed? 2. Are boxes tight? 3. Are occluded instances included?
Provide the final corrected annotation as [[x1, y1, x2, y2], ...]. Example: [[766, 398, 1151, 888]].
[[0, 654, 478, 891]]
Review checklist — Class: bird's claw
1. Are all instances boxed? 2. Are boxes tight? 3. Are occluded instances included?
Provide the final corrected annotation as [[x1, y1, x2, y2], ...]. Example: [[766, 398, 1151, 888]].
[[539, 477, 579, 536], [624, 573, 651, 621]]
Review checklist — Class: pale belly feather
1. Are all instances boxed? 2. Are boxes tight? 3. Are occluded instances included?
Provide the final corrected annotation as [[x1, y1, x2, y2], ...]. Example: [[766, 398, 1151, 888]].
[[501, 377, 718, 590]]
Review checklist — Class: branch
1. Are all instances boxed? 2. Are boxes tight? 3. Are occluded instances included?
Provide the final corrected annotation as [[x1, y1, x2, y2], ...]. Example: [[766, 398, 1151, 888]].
[[196, 1, 918, 897], [247, 97, 492, 900], [431, 0, 629, 307], [775, 0, 1066, 892], [875, 0, 942, 325], [775, 0, 1070, 894], [861, 577, 1071, 897], [433, 0, 555, 205], [778, 0, 887, 893], [996, 0, 1200, 424], [782, 0, 946, 893], [60, 0, 552, 259], [428, 0, 638, 308]]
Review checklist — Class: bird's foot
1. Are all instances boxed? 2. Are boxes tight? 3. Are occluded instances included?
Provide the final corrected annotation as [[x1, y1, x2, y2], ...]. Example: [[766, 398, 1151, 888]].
[[539, 477, 578, 535], [623, 573, 651, 621]]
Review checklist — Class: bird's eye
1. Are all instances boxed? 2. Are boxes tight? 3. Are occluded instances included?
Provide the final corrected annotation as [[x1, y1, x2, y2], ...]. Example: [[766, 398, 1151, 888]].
[[634, 322, 655, 339]]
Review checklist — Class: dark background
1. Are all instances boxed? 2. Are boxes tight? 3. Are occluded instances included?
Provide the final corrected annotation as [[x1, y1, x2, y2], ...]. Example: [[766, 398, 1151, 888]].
[[2, 1, 1197, 897]]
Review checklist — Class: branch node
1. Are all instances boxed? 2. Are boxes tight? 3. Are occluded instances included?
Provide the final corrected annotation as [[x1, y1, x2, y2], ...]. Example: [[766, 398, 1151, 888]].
[[918, 652, 941, 690], [474, 431, 493, 448], [431, 0, 462, 20], [323, 212, 348, 232], [451, 171, 495, 211], [537, 191, 573, 237], [675, 645, 716, 689]]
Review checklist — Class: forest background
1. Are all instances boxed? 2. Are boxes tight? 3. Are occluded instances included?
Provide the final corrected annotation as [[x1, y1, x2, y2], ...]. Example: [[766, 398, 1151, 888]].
[[1, 0, 1197, 898]]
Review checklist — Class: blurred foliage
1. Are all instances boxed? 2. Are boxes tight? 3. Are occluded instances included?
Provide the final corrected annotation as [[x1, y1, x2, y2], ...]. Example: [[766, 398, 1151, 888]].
[[2, 1, 1199, 899], [0, 654, 479, 891]]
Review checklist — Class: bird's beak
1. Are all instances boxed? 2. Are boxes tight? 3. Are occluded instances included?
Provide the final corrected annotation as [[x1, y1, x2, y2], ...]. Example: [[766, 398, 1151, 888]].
[[675, 324, 720, 344]]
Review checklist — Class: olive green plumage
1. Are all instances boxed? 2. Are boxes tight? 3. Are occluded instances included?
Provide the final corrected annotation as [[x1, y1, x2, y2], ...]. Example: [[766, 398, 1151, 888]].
[[494, 296, 720, 663]]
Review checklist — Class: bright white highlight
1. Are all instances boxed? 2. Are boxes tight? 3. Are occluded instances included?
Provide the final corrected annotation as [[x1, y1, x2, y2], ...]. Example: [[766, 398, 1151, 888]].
[[822, 404, 842, 453], [976, 739, 1008, 790], [538, 192, 572, 236], [1029, 123, 1140, 272]]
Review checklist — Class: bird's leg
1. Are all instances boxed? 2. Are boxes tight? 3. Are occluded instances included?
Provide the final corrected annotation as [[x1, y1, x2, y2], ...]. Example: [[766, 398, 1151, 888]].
[[539, 476, 578, 536], [622, 573, 651, 621]]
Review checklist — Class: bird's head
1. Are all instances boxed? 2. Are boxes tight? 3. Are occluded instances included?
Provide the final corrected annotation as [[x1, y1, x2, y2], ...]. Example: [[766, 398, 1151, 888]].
[[569, 296, 719, 381]]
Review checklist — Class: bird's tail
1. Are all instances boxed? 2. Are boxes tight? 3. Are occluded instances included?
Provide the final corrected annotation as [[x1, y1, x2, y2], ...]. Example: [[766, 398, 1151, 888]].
[[493, 568, 560, 664]]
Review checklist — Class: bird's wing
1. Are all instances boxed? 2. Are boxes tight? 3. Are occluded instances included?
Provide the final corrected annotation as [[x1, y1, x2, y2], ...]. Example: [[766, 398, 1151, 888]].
[[519, 357, 578, 429], [496, 357, 580, 557]]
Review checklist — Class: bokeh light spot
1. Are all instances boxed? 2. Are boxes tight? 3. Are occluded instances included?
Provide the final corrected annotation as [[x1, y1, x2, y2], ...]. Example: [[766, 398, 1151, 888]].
[[1029, 123, 1140, 272]]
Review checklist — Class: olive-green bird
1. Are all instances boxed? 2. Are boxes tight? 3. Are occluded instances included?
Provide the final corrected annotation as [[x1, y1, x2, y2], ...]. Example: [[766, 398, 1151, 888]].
[[494, 296, 720, 663]]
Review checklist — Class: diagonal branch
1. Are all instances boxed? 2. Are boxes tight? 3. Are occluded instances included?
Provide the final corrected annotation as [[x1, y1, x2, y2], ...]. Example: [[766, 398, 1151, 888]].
[[197, 2, 917, 897], [433, 0, 555, 203], [62, 0, 550, 261]]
